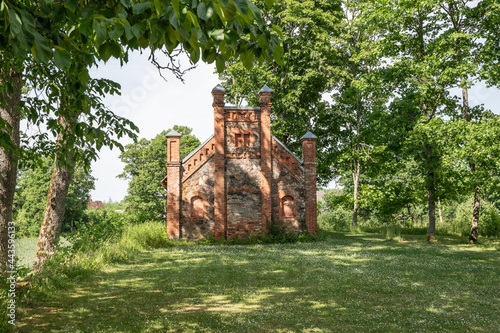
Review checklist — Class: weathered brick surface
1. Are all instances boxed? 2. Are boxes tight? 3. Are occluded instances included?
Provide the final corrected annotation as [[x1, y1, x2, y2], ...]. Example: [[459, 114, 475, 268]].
[[271, 158, 305, 233], [182, 137, 215, 182], [226, 159, 262, 237], [260, 91, 272, 233], [302, 138, 318, 235], [166, 135, 181, 238], [181, 158, 215, 239], [164, 85, 317, 239], [213, 89, 226, 238]]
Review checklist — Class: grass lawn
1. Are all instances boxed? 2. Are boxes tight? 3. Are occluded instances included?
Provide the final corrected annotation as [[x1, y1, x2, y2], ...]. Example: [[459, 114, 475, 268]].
[[17, 233, 500, 332]]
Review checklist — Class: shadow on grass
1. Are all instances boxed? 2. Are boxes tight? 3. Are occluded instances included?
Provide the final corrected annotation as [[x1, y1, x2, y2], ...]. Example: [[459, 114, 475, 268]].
[[17, 235, 500, 332]]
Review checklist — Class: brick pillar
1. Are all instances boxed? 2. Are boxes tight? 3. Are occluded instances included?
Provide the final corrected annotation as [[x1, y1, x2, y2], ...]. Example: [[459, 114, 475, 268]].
[[259, 85, 273, 234], [212, 84, 226, 239], [301, 131, 318, 235], [166, 130, 182, 238]]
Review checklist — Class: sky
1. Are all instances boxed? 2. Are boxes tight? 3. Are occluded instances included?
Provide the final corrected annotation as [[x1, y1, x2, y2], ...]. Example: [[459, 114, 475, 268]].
[[88, 51, 500, 203], [89, 51, 220, 202]]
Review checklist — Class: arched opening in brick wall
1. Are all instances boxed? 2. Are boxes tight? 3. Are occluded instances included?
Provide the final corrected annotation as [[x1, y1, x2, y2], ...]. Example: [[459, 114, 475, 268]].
[[281, 195, 295, 219], [191, 196, 205, 219]]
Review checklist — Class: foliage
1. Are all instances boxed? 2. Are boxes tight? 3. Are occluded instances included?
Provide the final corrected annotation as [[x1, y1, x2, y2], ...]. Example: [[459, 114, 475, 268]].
[[118, 126, 200, 222], [318, 208, 352, 232], [219, 0, 343, 186], [13, 158, 95, 237], [446, 198, 500, 237]]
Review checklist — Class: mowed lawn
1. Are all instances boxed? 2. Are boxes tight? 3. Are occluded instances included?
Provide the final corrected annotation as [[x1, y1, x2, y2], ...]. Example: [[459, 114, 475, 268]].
[[17, 234, 500, 332]]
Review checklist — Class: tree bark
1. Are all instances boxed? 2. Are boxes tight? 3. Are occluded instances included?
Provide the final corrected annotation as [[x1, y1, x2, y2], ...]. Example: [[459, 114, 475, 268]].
[[461, 83, 482, 243], [0, 70, 22, 273], [352, 159, 360, 228], [34, 114, 75, 270], [427, 172, 436, 242], [469, 185, 481, 243], [438, 197, 443, 224]]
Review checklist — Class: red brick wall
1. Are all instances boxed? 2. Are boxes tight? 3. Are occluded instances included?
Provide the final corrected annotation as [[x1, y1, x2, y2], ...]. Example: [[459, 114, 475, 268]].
[[302, 138, 318, 235], [181, 158, 215, 239], [259, 91, 272, 233], [212, 89, 226, 239], [166, 135, 181, 238]]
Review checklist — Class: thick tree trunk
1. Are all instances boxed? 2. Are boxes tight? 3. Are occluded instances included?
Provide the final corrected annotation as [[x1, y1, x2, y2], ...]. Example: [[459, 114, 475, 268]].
[[352, 160, 360, 229], [0, 70, 22, 273], [34, 114, 75, 270], [469, 185, 481, 243]]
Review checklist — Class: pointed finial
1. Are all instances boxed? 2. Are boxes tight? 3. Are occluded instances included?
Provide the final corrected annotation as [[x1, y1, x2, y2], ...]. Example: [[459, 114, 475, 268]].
[[212, 84, 226, 92], [301, 131, 318, 140], [166, 129, 181, 137], [259, 84, 273, 93]]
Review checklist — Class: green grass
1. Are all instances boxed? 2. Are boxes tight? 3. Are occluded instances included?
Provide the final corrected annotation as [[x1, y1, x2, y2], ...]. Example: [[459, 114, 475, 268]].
[[16, 237, 72, 269], [16, 238, 38, 268], [17, 232, 500, 332]]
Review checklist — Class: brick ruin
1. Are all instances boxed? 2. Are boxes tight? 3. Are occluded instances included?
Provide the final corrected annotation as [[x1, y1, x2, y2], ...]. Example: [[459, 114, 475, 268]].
[[161, 84, 317, 239]]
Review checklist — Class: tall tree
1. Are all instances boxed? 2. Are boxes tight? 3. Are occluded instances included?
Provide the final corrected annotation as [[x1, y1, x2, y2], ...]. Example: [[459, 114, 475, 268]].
[[332, 0, 389, 228], [14, 158, 95, 237], [119, 126, 200, 223], [219, 0, 343, 186], [0, 0, 283, 270]]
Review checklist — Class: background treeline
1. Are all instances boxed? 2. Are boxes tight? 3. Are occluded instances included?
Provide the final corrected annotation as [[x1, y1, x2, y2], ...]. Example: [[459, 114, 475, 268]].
[[218, 0, 500, 241]]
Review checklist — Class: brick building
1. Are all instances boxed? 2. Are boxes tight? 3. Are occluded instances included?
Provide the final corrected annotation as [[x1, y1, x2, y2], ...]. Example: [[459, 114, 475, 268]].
[[162, 84, 317, 239]]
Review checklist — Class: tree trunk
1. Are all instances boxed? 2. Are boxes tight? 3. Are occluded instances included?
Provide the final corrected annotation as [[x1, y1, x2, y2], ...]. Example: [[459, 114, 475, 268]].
[[438, 198, 443, 224], [427, 176, 436, 242], [352, 159, 360, 229], [469, 185, 481, 243], [34, 114, 75, 270], [462, 83, 481, 243], [0, 70, 22, 273]]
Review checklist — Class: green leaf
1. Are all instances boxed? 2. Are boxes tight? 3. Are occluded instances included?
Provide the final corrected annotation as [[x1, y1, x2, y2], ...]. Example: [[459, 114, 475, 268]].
[[232, 0, 248, 15], [131, 22, 147, 39], [197, 2, 207, 20], [123, 22, 134, 40], [53, 48, 71, 71], [93, 19, 107, 45], [33, 32, 52, 62], [210, 29, 225, 43], [264, 0, 275, 8], [20, 10, 35, 34], [216, 54, 225, 72], [133, 2, 151, 15], [120, 0, 132, 7], [65, 0, 78, 12], [8, 8, 21, 35], [273, 44, 283, 65], [186, 11, 200, 30]]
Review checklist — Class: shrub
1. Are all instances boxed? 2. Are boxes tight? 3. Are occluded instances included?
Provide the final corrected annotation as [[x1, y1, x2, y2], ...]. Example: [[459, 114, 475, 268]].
[[318, 208, 352, 232], [445, 198, 500, 237]]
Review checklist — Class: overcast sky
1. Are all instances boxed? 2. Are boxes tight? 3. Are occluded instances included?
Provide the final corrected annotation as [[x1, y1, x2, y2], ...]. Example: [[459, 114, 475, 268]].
[[88, 51, 500, 203]]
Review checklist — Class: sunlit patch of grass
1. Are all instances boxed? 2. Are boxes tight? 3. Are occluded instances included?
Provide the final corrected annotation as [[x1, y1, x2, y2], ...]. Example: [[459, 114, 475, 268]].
[[16, 232, 500, 332]]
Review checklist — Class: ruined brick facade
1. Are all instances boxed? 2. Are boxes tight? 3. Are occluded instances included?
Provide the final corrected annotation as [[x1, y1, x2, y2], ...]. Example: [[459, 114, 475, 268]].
[[162, 85, 317, 239]]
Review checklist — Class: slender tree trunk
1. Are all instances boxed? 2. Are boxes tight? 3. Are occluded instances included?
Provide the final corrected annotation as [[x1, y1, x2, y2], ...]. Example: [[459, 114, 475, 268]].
[[352, 159, 360, 229], [469, 185, 481, 243], [0, 70, 22, 274], [34, 114, 75, 270], [427, 181, 436, 242], [438, 198, 443, 224], [461, 82, 482, 243]]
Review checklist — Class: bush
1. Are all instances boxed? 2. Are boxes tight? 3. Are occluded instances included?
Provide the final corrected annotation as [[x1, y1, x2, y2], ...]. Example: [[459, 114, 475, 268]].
[[445, 198, 500, 237], [318, 208, 352, 232]]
